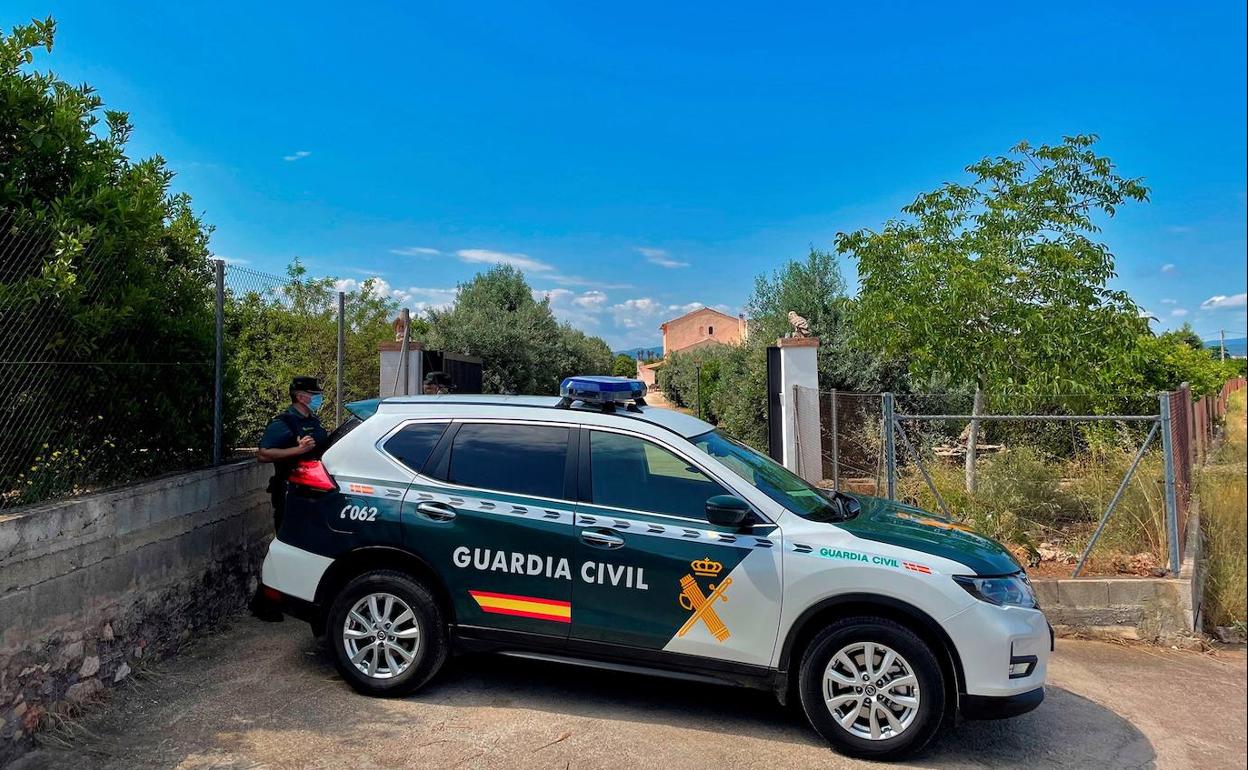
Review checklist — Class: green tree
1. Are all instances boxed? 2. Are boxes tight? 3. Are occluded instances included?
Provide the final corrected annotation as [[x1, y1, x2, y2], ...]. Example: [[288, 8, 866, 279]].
[[1, 18, 216, 505], [613, 353, 638, 377], [223, 260, 399, 444], [425, 265, 613, 394], [1132, 325, 1240, 398], [747, 248, 907, 393], [837, 135, 1149, 489]]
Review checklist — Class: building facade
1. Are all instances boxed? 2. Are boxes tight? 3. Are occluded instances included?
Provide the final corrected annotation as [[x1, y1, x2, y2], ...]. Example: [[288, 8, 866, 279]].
[[636, 307, 748, 388]]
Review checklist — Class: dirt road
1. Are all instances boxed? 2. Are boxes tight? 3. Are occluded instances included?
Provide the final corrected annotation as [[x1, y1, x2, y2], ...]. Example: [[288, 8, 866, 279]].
[[12, 617, 1247, 769]]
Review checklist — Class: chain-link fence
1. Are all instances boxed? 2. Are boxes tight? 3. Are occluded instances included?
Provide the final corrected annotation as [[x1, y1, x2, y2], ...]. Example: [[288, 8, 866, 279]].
[[1, 209, 217, 510], [1, 219, 392, 511], [798, 383, 1245, 577]]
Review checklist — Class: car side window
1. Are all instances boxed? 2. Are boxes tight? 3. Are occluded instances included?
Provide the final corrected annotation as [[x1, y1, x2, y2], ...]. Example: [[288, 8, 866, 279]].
[[448, 423, 570, 499], [383, 422, 450, 473], [588, 431, 727, 519]]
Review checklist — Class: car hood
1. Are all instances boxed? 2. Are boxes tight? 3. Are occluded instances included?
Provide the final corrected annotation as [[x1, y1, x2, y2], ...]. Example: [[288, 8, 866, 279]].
[[828, 494, 1021, 576]]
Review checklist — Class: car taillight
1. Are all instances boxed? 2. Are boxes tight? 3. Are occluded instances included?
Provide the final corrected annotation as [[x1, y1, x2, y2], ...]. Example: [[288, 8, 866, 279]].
[[288, 460, 337, 492]]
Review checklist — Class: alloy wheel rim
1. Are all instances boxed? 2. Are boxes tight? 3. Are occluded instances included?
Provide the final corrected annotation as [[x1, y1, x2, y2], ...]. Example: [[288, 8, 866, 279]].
[[822, 641, 921, 741], [343, 592, 421, 679]]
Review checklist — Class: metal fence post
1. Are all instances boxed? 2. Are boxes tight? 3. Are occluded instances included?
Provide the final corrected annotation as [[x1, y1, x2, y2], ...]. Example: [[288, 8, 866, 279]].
[[830, 389, 840, 491], [336, 291, 345, 425], [212, 259, 224, 466], [883, 392, 896, 500], [398, 308, 411, 396], [1159, 393, 1181, 575]]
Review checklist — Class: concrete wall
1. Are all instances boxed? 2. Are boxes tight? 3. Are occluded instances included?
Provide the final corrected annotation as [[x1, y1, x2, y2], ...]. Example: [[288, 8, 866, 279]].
[[1034, 509, 1205, 644], [0, 461, 271, 764], [378, 341, 425, 397]]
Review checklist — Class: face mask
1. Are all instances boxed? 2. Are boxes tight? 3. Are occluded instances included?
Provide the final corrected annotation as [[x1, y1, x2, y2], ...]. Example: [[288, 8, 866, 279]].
[[308, 394, 324, 412]]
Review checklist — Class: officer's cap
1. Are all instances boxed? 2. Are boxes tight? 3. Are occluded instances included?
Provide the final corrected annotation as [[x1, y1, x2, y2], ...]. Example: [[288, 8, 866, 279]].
[[289, 376, 322, 394]]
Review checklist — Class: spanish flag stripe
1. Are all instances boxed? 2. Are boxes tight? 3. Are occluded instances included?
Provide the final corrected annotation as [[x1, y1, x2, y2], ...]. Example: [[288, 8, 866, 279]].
[[469, 590, 571, 622], [469, 590, 571, 607]]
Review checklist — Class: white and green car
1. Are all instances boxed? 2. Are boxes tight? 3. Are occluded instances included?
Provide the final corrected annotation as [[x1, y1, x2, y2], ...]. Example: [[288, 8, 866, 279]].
[[260, 376, 1051, 760]]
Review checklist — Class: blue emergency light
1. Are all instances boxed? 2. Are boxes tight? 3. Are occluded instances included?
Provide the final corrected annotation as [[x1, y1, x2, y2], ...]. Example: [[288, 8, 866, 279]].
[[558, 375, 648, 411]]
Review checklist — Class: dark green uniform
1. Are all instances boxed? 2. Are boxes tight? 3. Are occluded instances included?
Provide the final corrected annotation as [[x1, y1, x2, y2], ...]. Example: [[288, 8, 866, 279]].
[[259, 406, 328, 532]]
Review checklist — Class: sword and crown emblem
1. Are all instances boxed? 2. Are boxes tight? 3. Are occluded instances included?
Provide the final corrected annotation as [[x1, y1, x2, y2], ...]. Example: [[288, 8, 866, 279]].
[[677, 557, 732, 642]]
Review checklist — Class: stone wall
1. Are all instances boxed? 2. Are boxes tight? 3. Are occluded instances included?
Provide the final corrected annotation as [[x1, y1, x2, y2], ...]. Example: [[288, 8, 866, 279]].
[[1034, 508, 1205, 644], [0, 460, 271, 765]]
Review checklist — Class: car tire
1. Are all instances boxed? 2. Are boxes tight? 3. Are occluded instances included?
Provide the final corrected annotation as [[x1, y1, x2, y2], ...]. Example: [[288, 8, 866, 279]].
[[798, 616, 945, 760], [326, 570, 448, 696]]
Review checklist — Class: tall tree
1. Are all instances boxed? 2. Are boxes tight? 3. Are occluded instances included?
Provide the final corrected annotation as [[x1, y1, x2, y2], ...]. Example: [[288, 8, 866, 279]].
[[837, 135, 1149, 490], [747, 248, 906, 392], [425, 265, 612, 394], [1, 18, 216, 505]]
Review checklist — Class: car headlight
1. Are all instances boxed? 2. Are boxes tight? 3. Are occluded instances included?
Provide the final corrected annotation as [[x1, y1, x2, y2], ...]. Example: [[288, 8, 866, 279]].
[[953, 573, 1037, 609]]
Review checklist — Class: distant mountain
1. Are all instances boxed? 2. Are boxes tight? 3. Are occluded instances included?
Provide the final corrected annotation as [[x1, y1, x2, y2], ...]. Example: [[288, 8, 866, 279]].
[[614, 345, 663, 360], [1204, 337, 1247, 357]]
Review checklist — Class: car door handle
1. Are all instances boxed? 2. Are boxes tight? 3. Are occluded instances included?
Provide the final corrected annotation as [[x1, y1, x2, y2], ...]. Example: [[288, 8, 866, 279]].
[[416, 501, 457, 522], [581, 530, 624, 549]]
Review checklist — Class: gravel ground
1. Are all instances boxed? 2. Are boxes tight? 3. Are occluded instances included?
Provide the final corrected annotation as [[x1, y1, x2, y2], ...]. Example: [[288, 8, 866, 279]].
[[11, 617, 1246, 770]]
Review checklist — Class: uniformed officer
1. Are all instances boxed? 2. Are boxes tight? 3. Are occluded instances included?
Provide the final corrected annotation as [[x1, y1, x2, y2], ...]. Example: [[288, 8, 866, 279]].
[[257, 376, 329, 533]]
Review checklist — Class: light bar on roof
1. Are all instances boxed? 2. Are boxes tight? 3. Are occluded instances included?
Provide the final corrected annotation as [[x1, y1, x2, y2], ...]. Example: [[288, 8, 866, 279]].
[[559, 375, 647, 409]]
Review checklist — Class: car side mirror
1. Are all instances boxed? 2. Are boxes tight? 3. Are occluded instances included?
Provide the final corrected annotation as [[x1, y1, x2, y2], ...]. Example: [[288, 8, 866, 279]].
[[705, 494, 750, 529]]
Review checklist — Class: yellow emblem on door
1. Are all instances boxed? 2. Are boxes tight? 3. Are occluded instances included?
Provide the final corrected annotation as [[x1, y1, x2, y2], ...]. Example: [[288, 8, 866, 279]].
[[677, 558, 732, 642]]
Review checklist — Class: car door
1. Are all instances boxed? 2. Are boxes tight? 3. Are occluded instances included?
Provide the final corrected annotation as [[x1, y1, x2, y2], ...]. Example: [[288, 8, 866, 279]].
[[394, 420, 579, 639], [570, 427, 784, 668]]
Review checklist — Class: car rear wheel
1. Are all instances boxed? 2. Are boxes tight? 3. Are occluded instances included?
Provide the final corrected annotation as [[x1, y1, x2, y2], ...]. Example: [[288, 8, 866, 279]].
[[326, 570, 447, 696], [798, 616, 945, 760]]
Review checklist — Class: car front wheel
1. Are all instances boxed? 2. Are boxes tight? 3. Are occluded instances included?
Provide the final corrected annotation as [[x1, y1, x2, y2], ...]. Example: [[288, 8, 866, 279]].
[[798, 616, 945, 760], [326, 570, 448, 696]]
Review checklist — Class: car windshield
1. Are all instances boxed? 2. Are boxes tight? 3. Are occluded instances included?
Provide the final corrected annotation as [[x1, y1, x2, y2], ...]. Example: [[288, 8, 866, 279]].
[[692, 430, 851, 522]]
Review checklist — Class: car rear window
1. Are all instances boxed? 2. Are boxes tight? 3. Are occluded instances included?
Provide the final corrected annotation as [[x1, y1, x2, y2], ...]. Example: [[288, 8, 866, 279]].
[[383, 422, 451, 473], [447, 423, 570, 500]]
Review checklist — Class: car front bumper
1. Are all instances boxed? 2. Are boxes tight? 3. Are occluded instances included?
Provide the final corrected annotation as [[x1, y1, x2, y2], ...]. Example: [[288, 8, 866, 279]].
[[942, 600, 1052, 700], [960, 687, 1045, 720]]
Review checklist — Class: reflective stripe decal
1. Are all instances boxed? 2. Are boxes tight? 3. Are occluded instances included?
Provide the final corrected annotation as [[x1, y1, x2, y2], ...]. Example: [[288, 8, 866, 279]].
[[468, 590, 572, 623]]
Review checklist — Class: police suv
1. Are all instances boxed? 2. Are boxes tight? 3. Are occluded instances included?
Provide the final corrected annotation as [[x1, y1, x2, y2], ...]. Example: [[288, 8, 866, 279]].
[[260, 376, 1050, 760]]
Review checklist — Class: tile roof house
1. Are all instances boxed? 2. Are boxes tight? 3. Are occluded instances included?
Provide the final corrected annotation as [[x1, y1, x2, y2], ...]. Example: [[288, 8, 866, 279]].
[[635, 307, 748, 389]]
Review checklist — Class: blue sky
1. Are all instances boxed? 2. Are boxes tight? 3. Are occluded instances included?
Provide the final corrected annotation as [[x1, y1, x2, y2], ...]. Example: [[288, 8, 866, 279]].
[[7, 1, 1246, 350]]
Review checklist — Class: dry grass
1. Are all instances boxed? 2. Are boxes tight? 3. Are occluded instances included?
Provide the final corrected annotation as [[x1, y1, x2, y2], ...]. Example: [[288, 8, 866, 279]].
[[898, 444, 1171, 575], [1200, 390, 1247, 631]]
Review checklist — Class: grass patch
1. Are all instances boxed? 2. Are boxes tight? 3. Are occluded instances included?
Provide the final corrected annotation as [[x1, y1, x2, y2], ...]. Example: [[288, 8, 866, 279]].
[[897, 443, 1170, 574], [1200, 390, 1247, 631]]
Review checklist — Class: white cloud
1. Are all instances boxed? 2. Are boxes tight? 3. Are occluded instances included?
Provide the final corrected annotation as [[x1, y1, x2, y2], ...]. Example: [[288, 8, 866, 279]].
[[283, 150, 312, 161], [1170, 308, 1189, 317], [1161, 298, 1177, 305], [1161, 263, 1176, 273], [335, 276, 457, 312], [533, 288, 575, 304], [390, 247, 441, 256], [637, 247, 689, 269], [213, 254, 249, 265], [573, 290, 608, 309], [1201, 293, 1247, 310], [456, 248, 553, 273]]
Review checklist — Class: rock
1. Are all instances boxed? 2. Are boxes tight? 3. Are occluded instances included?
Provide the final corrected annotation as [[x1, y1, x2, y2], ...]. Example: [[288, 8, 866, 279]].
[[14, 701, 27, 718], [65, 678, 103, 704], [55, 640, 84, 671], [113, 663, 131, 683], [1214, 626, 1245, 644], [21, 704, 44, 731], [102, 623, 114, 642], [79, 655, 100, 678]]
